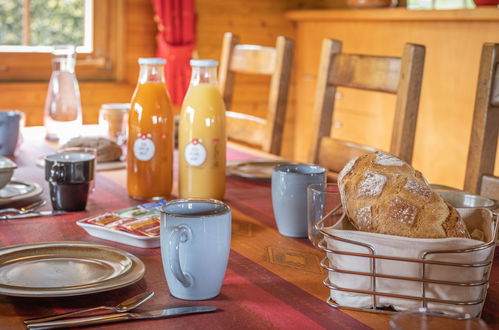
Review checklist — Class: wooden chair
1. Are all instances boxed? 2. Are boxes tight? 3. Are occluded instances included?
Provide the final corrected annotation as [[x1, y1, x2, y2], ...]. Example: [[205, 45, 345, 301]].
[[463, 43, 499, 201], [308, 39, 425, 173], [218, 32, 294, 155]]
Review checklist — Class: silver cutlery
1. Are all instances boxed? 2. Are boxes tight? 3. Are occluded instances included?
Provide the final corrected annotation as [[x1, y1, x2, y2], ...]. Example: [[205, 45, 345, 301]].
[[24, 291, 155, 325], [26, 306, 217, 329], [0, 199, 46, 214], [0, 210, 67, 220]]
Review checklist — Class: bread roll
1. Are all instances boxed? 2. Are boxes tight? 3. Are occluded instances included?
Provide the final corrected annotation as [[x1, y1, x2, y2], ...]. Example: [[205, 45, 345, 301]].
[[338, 151, 470, 239], [62, 137, 122, 163]]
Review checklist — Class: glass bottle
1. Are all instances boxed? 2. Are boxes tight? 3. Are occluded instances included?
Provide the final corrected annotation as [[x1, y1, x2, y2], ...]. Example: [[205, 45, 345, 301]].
[[127, 58, 174, 200], [178, 59, 226, 200], [44, 45, 82, 142]]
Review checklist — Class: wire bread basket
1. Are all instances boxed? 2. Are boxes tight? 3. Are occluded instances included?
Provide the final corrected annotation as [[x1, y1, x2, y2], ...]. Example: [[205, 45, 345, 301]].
[[316, 206, 498, 318]]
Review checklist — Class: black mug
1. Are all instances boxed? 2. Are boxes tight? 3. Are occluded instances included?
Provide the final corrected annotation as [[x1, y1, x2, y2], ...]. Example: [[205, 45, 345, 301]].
[[45, 152, 95, 211]]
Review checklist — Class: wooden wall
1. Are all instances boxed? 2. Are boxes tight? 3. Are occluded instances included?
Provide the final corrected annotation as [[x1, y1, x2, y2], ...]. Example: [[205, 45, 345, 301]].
[[287, 8, 499, 189], [196, 0, 349, 157]]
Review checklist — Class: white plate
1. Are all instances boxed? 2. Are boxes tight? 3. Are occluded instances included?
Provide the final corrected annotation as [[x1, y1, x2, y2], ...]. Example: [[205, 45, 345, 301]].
[[36, 157, 125, 171], [0, 180, 43, 206], [227, 159, 292, 180], [0, 241, 145, 297], [77, 219, 159, 249]]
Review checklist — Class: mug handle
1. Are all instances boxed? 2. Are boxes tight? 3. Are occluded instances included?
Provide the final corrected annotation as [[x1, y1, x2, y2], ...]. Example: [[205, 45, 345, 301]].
[[50, 163, 66, 183], [168, 225, 193, 288]]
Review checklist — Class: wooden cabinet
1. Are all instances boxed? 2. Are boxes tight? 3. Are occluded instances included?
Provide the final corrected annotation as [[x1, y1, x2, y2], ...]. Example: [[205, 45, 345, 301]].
[[286, 8, 499, 189]]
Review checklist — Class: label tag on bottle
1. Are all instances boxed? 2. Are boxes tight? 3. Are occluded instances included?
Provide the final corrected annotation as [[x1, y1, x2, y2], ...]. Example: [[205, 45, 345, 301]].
[[184, 138, 206, 166], [133, 133, 155, 161]]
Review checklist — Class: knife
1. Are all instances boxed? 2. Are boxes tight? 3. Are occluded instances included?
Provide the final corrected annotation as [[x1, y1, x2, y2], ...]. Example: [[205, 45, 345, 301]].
[[26, 306, 217, 329], [0, 210, 68, 220]]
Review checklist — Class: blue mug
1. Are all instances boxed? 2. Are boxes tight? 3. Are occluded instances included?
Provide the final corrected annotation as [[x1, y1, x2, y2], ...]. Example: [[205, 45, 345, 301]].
[[272, 164, 327, 237], [160, 199, 231, 300], [0, 111, 23, 156]]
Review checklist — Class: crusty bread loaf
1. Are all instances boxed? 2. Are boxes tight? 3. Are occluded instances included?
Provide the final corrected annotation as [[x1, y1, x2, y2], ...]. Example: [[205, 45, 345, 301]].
[[338, 151, 470, 239], [62, 137, 122, 163]]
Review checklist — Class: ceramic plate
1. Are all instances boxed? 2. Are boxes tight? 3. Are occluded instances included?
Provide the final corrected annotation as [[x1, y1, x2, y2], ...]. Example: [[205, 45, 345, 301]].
[[227, 159, 292, 180], [36, 157, 125, 171], [0, 180, 43, 206], [0, 241, 145, 297]]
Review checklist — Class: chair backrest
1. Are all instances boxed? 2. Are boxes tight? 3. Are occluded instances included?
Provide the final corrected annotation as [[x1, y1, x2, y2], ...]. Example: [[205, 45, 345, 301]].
[[308, 39, 425, 173], [218, 32, 294, 155], [464, 43, 499, 201]]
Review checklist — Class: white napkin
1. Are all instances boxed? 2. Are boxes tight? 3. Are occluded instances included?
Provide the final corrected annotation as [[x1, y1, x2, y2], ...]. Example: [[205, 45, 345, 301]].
[[323, 208, 497, 317]]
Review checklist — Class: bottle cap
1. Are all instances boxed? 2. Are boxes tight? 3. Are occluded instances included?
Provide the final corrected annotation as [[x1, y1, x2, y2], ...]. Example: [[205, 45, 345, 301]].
[[138, 58, 166, 65], [190, 59, 219, 67]]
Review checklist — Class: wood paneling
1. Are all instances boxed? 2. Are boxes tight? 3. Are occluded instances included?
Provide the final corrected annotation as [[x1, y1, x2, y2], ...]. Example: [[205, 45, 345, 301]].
[[287, 8, 499, 189], [196, 0, 347, 157]]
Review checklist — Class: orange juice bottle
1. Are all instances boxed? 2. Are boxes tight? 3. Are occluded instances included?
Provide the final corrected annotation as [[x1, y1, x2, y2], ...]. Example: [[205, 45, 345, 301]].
[[179, 60, 226, 200], [127, 58, 174, 199]]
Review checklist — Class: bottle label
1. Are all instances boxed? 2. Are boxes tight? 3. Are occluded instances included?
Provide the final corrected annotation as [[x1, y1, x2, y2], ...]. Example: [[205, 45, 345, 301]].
[[133, 133, 155, 161], [184, 138, 207, 166]]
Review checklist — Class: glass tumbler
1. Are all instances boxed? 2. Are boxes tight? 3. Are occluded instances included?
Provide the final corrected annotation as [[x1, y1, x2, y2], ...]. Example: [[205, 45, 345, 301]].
[[57, 147, 97, 193], [98, 103, 130, 145], [307, 183, 342, 247], [389, 308, 488, 330]]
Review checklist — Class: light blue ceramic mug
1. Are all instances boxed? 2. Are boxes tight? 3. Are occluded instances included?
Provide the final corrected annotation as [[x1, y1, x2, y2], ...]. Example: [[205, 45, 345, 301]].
[[160, 199, 231, 300], [272, 164, 327, 237]]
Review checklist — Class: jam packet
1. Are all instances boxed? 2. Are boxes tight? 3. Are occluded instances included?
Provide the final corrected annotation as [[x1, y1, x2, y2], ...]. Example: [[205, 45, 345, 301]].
[[82, 200, 166, 237]]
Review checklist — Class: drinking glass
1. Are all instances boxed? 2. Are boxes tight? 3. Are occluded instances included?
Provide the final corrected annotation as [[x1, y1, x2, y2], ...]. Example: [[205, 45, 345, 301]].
[[390, 308, 488, 329], [98, 103, 129, 146], [307, 183, 342, 246], [57, 147, 97, 193]]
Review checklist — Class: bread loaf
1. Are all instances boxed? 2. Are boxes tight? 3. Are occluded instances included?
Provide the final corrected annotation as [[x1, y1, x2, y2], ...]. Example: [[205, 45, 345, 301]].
[[338, 151, 470, 239], [62, 137, 122, 163]]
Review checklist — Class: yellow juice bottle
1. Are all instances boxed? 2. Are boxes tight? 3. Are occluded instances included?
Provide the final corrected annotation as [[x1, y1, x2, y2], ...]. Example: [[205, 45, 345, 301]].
[[179, 59, 226, 200], [127, 58, 174, 199]]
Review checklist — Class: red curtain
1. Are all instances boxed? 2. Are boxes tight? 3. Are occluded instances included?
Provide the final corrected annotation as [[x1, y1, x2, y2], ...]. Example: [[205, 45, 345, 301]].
[[152, 0, 196, 106]]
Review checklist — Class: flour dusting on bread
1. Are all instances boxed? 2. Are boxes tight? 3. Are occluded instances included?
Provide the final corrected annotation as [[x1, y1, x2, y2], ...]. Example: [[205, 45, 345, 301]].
[[356, 206, 373, 230], [403, 179, 432, 200], [387, 197, 418, 227], [357, 171, 387, 197], [375, 152, 405, 167]]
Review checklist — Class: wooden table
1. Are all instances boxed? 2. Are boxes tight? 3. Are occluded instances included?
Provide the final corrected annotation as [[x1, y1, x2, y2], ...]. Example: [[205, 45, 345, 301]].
[[0, 128, 497, 329]]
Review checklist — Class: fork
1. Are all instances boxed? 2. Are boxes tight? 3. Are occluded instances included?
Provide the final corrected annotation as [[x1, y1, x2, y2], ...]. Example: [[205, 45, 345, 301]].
[[0, 200, 47, 214]]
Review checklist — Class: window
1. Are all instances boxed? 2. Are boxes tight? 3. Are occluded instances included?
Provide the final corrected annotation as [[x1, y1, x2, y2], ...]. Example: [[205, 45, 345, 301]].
[[0, 0, 124, 82]]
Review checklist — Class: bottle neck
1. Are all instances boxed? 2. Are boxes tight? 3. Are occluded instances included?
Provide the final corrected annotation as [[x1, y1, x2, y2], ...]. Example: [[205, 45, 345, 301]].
[[52, 57, 76, 73], [190, 66, 218, 86], [138, 64, 165, 84]]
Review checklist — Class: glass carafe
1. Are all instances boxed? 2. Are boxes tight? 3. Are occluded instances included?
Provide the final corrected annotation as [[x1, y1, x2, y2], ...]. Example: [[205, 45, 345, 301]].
[[44, 45, 82, 142]]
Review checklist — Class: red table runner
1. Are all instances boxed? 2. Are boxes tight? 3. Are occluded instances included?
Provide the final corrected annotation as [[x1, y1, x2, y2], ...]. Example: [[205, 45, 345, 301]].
[[0, 134, 375, 329]]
